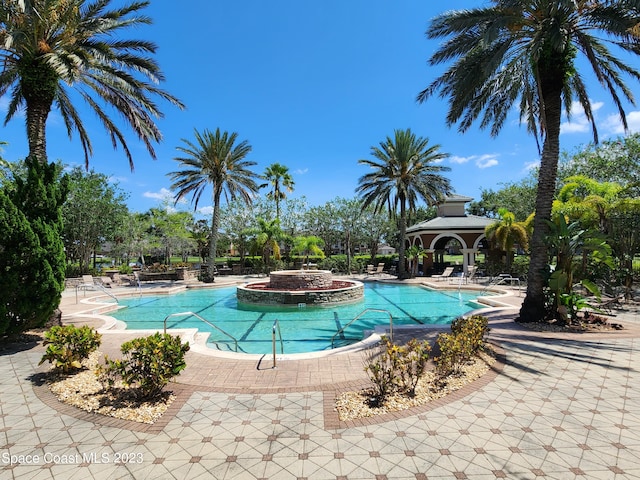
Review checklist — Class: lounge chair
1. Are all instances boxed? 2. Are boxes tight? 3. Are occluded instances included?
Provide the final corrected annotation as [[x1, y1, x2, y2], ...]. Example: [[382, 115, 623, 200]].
[[432, 266, 454, 281], [371, 263, 385, 275], [462, 265, 478, 283], [78, 274, 97, 291], [366, 264, 375, 275]]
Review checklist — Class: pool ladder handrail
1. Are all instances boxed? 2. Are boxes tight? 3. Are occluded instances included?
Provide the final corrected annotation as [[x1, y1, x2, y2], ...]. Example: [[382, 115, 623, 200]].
[[163, 311, 238, 352], [481, 274, 522, 296], [75, 283, 118, 304], [331, 308, 393, 349], [272, 319, 284, 368]]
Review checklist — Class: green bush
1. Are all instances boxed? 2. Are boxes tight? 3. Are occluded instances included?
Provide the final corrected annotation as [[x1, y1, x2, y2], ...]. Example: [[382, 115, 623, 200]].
[[396, 338, 431, 397], [119, 264, 133, 274], [510, 255, 530, 279], [364, 336, 431, 405], [364, 336, 399, 406], [434, 332, 467, 378], [450, 314, 489, 356], [99, 333, 190, 399], [39, 325, 102, 373], [435, 315, 489, 378]]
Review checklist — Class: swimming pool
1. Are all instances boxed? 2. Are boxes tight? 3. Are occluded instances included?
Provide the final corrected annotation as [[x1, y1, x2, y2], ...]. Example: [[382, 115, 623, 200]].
[[110, 283, 484, 354]]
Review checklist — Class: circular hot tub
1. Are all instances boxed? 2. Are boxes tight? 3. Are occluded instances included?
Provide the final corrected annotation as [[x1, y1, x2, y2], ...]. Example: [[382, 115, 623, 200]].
[[237, 270, 364, 305]]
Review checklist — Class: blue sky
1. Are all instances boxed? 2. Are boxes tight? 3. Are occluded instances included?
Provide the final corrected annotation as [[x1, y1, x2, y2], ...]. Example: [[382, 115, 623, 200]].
[[2, 0, 640, 215]]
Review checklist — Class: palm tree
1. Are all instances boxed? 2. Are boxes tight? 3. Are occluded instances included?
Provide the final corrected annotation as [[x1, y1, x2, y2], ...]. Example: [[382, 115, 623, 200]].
[[261, 163, 295, 220], [357, 128, 451, 279], [292, 235, 325, 269], [0, 0, 183, 168], [254, 217, 284, 269], [406, 244, 426, 277], [168, 128, 260, 272], [418, 0, 640, 322], [485, 208, 530, 272]]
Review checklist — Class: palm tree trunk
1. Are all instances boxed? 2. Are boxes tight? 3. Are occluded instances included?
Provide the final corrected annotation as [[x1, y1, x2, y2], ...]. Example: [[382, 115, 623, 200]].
[[518, 77, 563, 323], [209, 191, 221, 272], [398, 199, 407, 279], [25, 99, 51, 164]]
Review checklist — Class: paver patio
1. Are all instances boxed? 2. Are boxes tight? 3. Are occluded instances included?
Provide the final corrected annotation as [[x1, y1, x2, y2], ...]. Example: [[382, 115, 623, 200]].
[[2, 278, 639, 479]]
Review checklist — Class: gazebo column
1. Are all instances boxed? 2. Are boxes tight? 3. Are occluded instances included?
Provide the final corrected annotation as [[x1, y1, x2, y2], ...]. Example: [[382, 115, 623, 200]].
[[424, 250, 434, 275], [461, 249, 475, 274]]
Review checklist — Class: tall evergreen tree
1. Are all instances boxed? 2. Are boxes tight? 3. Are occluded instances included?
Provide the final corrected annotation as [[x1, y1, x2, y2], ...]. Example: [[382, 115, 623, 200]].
[[0, 157, 67, 334]]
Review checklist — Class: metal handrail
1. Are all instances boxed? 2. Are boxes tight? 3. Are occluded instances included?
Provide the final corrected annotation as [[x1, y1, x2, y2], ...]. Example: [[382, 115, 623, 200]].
[[272, 319, 284, 368], [75, 283, 118, 304], [331, 308, 393, 348], [481, 275, 522, 295], [163, 311, 238, 352]]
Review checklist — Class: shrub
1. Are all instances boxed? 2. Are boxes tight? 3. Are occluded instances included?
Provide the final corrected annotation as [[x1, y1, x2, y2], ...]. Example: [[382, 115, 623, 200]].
[[450, 314, 489, 356], [396, 338, 431, 397], [99, 333, 190, 399], [364, 336, 431, 404], [198, 269, 216, 283], [434, 332, 466, 378], [39, 325, 102, 373], [364, 336, 399, 406], [119, 264, 133, 274], [435, 315, 489, 378]]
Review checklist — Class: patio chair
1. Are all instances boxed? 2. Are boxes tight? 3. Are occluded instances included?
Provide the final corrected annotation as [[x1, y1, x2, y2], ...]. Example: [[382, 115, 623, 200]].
[[463, 265, 478, 283], [371, 263, 385, 275], [366, 264, 375, 275], [78, 274, 97, 292], [431, 266, 454, 281]]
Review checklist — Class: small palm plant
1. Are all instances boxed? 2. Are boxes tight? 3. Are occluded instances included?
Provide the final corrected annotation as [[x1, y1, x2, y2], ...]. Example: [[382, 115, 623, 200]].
[[292, 236, 325, 269], [484, 208, 529, 272], [405, 244, 426, 277]]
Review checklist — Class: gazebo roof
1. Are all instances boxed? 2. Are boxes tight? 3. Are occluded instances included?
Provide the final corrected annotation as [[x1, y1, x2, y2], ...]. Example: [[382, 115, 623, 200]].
[[407, 194, 494, 233], [407, 214, 494, 232]]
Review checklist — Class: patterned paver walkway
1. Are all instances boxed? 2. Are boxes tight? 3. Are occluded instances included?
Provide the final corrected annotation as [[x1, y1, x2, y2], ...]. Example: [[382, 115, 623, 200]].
[[2, 279, 639, 479]]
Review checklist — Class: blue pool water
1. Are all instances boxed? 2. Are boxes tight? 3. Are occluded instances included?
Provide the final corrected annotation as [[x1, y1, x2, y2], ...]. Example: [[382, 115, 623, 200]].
[[111, 283, 484, 354]]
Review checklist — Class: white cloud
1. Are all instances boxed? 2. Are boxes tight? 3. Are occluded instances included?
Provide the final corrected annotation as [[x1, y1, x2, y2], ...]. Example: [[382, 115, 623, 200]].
[[561, 120, 590, 134], [449, 153, 499, 169], [603, 110, 640, 135], [295, 168, 309, 175], [474, 154, 499, 169], [627, 111, 640, 133], [449, 155, 471, 164], [197, 206, 214, 216], [143, 187, 175, 202], [524, 160, 540, 171], [560, 100, 604, 135], [449, 153, 498, 168]]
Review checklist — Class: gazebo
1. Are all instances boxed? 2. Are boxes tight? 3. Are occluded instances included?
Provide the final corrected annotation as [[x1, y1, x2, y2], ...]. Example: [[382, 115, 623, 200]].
[[406, 194, 494, 276]]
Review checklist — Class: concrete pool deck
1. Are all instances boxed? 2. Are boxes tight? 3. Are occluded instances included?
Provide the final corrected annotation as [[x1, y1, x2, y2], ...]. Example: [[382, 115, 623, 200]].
[[2, 276, 640, 479]]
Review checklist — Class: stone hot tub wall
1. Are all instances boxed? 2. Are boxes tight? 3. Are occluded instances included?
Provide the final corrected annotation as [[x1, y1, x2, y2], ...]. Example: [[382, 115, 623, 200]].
[[268, 270, 333, 290], [237, 282, 364, 305]]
